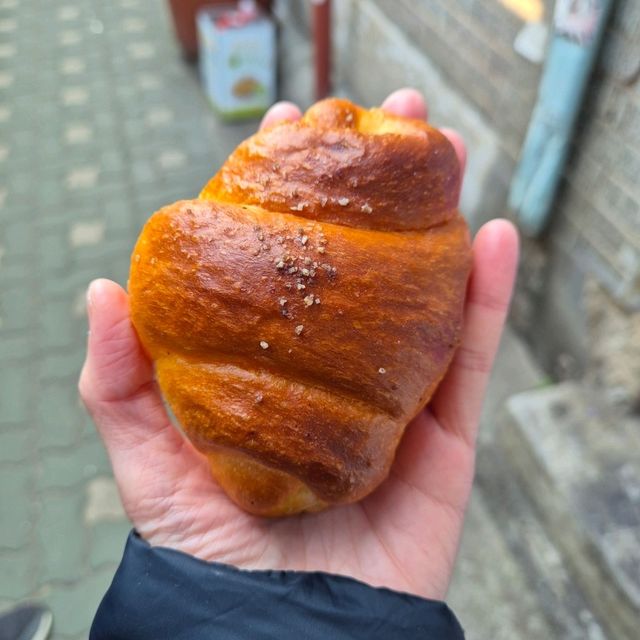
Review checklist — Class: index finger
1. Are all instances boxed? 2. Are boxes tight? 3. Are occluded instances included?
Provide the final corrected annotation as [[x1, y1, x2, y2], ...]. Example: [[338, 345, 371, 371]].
[[430, 219, 520, 446], [382, 88, 466, 176]]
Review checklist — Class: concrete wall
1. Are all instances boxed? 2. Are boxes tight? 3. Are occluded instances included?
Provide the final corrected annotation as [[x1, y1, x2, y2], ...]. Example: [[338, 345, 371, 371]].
[[282, 0, 640, 406]]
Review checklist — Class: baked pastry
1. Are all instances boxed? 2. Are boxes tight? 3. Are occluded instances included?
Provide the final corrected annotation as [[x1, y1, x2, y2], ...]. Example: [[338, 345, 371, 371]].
[[129, 98, 471, 517]]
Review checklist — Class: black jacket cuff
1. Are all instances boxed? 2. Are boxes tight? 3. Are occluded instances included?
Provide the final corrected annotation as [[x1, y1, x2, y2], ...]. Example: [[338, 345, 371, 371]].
[[90, 530, 464, 639]]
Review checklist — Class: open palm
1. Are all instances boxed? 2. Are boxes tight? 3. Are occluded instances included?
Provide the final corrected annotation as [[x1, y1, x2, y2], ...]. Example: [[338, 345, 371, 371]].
[[79, 89, 518, 601]]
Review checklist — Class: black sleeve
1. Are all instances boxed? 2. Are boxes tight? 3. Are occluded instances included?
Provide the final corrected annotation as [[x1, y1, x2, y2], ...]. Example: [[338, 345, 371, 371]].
[[90, 531, 464, 640]]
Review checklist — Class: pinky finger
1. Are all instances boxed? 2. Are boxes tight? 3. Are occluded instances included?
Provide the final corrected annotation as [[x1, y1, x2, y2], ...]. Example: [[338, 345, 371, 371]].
[[440, 127, 467, 177], [260, 101, 303, 130]]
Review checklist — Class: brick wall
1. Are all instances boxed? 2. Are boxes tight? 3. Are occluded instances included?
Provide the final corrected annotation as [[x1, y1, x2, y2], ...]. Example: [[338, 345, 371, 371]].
[[372, 0, 640, 309], [557, 0, 640, 308], [370, 0, 549, 157], [375, 0, 639, 394]]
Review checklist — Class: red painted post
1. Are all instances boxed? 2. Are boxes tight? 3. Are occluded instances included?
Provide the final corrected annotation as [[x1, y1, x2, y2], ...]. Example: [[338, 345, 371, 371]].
[[313, 0, 331, 100]]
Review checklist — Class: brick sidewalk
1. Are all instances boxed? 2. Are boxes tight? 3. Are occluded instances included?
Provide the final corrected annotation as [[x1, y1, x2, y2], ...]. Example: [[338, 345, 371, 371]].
[[0, 1, 260, 637]]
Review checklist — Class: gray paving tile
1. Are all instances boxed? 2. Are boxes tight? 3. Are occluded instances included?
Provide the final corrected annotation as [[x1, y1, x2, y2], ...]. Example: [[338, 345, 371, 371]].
[[88, 521, 131, 570], [0, 550, 35, 600], [35, 379, 83, 447], [36, 490, 86, 583], [0, 463, 34, 550], [37, 439, 111, 491], [0, 427, 31, 463], [46, 568, 114, 637], [0, 0, 277, 633], [0, 361, 32, 423]]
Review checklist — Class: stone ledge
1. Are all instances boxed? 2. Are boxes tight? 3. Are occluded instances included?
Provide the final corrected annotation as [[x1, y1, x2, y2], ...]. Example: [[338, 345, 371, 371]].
[[498, 381, 640, 640]]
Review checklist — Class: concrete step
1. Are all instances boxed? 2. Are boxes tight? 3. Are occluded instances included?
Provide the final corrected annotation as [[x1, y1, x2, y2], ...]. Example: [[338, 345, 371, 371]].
[[497, 382, 640, 640], [476, 447, 611, 639], [450, 487, 557, 639], [449, 327, 609, 638]]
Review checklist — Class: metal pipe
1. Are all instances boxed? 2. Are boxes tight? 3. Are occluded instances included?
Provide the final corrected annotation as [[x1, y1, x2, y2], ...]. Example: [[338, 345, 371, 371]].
[[509, 0, 615, 237], [313, 0, 331, 100]]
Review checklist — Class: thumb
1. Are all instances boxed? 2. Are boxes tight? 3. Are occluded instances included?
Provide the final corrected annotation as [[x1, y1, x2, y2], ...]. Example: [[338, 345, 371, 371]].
[[79, 279, 181, 455], [81, 279, 152, 402]]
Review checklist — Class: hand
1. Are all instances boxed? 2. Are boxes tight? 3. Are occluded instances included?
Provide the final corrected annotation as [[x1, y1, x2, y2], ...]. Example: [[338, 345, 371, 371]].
[[79, 88, 519, 601]]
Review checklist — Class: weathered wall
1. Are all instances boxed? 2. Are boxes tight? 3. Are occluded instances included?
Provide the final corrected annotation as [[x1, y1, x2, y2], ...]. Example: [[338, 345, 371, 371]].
[[283, 0, 640, 405], [512, 0, 640, 401], [367, 0, 549, 158]]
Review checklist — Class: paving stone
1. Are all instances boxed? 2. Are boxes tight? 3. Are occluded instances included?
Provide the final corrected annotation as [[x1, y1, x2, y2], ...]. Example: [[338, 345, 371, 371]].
[[33, 177, 66, 211], [0, 42, 16, 59], [157, 148, 187, 171], [40, 298, 77, 350], [500, 382, 640, 640], [450, 489, 554, 640], [59, 56, 86, 76], [128, 157, 156, 185], [71, 287, 88, 318], [84, 476, 127, 525], [37, 230, 70, 273], [0, 426, 31, 463], [77, 412, 100, 442], [37, 489, 86, 582], [89, 520, 131, 569], [38, 439, 111, 490], [0, 332, 32, 361], [101, 195, 136, 233], [0, 550, 34, 599], [0, 362, 31, 424], [58, 29, 82, 47], [37, 349, 84, 383], [59, 86, 89, 107], [72, 241, 129, 275], [68, 219, 105, 248], [0, 464, 33, 550], [65, 166, 99, 191], [0, 0, 319, 632], [3, 219, 32, 259], [0, 285, 36, 331], [477, 446, 610, 640], [100, 148, 125, 174], [38, 266, 93, 298], [36, 380, 82, 448], [45, 568, 113, 637], [0, 240, 22, 270]]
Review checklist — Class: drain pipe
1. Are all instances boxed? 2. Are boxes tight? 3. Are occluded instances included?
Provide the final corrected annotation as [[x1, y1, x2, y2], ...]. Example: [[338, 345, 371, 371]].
[[509, 0, 615, 237], [313, 0, 331, 99]]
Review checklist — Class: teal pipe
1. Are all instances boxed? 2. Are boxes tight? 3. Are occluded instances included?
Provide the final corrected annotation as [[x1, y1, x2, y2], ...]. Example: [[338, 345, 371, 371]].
[[509, 0, 615, 237]]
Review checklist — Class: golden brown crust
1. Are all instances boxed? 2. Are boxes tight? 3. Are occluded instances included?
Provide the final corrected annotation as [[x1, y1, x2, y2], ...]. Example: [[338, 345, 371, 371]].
[[129, 98, 471, 516], [200, 99, 461, 231]]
